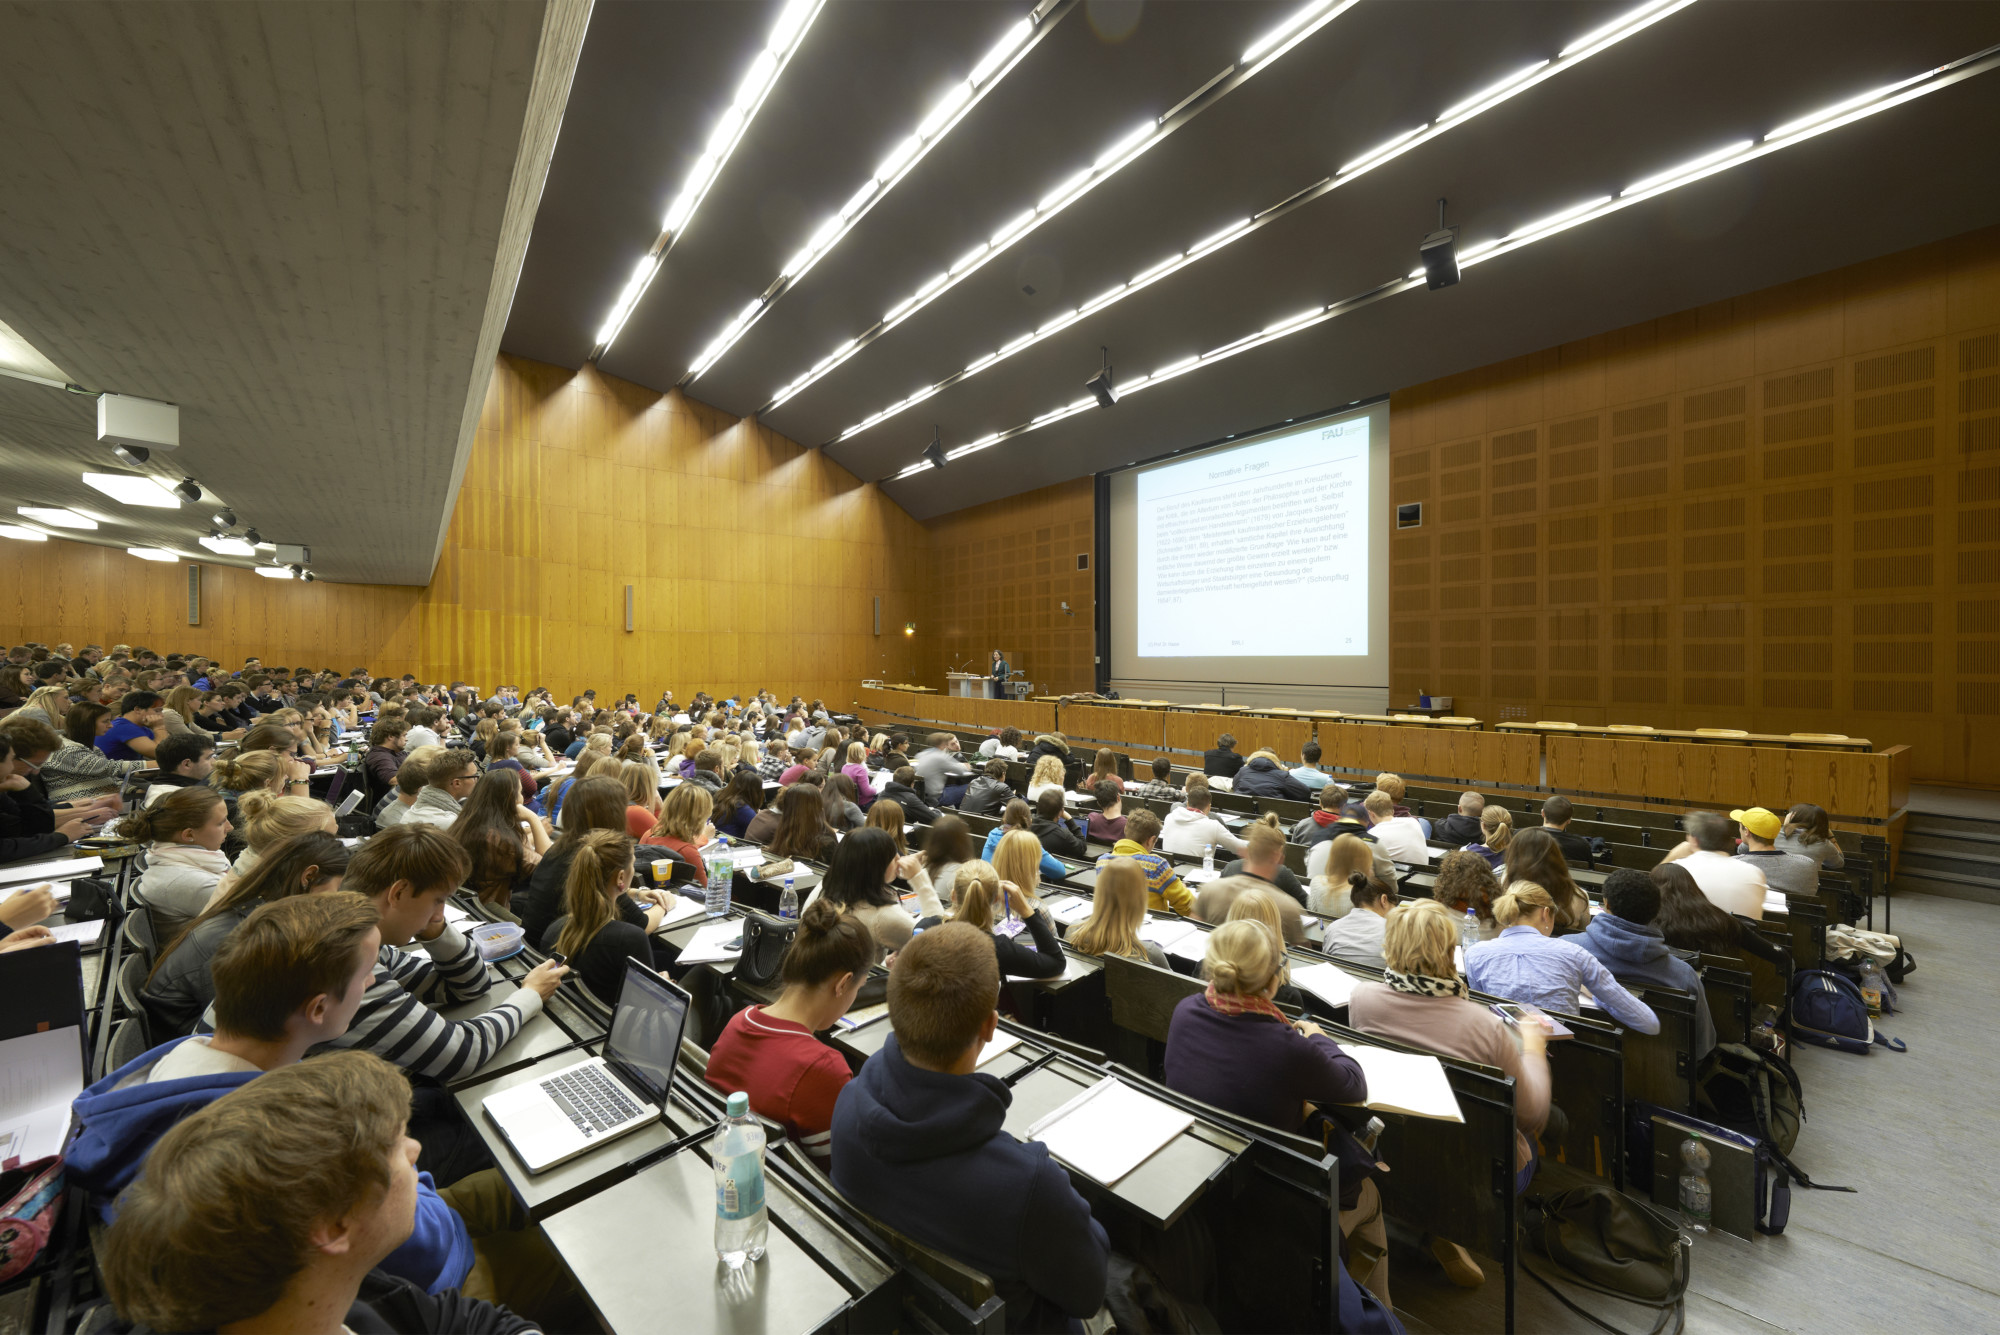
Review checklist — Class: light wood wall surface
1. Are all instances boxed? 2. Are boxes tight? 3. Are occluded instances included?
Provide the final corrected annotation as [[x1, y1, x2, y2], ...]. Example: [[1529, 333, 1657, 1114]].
[[1390, 225, 2000, 785]]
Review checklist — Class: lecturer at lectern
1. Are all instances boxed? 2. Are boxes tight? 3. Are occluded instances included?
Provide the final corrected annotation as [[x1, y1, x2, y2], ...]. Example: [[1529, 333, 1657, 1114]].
[[990, 649, 1009, 699]]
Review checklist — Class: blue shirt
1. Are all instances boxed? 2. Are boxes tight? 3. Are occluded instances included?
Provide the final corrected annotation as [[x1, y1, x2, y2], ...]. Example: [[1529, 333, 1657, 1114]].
[[1290, 765, 1332, 791], [96, 717, 152, 761], [1464, 925, 1660, 1033], [981, 825, 1065, 881]]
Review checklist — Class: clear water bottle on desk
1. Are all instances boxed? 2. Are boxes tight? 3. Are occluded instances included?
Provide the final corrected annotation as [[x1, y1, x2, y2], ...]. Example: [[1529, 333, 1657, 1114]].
[[714, 1092, 768, 1268], [1202, 843, 1216, 875], [1460, 906, 1480, 952], [778, 875, 798, 919], [1677, 1137, 1711, 1233], [705, 839, 734, 918]]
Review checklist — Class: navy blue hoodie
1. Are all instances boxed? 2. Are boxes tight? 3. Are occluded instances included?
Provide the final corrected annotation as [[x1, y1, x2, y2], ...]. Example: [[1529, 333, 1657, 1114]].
[[831, 1034, 1108, 1332], [1575, 914, 1716, 1057], [66, 1038, 473, 1294]]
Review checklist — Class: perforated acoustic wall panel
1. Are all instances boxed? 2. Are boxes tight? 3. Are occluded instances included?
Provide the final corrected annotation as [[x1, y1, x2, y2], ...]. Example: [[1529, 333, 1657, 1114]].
[[1390, 225, 2000, 784], [920, 478, 1096, 698]]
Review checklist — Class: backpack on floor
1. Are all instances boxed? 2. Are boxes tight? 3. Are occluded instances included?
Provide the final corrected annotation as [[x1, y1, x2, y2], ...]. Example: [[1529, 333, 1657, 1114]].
[[1521, 1160, 1689, 1332], [1695, 1043, 1803, 1156], [1790, 969, 1906, 1054]]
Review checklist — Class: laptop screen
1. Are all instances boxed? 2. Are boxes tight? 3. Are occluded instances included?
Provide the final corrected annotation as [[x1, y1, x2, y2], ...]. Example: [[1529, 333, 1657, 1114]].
[[604, 960, 689, 1104]]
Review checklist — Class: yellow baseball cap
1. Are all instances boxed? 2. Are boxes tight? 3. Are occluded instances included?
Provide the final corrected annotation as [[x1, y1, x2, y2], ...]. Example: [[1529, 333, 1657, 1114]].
[[1730, 807, 1781, 840]]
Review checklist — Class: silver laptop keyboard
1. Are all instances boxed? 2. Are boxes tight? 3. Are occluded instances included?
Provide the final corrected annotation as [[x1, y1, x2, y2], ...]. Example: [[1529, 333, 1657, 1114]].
[[543, 1066, 642, 1136]]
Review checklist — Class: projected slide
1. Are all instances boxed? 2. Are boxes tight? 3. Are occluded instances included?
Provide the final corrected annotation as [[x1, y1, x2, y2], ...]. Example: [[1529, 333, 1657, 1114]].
[[1133, 416, 1370, 657]]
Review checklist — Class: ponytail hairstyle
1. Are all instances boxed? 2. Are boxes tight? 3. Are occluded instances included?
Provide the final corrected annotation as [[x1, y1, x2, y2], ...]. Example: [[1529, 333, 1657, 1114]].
[[234, 792, 335, 853], [1201, 918, 1285, 998], [1000, 798, 1033, 833], [948, 859, 1002, 933], [1479, 804, 1514, 851], [212, 748, 286, 794], [1492, 879, 1557, 928], [781, 898, 875, 989], [117, 785, 226, 846], [1347, 872, 1397, 913], [151, 832, 349, 984], [554, 830, 636, 962]]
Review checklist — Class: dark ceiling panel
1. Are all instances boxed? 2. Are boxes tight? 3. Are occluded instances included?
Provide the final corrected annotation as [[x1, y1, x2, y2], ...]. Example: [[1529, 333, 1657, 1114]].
[[501, 1, 779, 371], [681, 0, 1299, 414], [878, 71, 2000, 518], [598, 0, 1040, 393]]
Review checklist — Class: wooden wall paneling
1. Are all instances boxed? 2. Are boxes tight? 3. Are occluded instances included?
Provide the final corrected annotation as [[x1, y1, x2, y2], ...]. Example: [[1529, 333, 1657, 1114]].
[[1390, 225, 2000, 782]]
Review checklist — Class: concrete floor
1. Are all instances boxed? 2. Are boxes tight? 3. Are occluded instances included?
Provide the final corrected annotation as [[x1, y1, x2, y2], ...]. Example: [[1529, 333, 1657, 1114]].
[[1390, 891, 1993, 1334]]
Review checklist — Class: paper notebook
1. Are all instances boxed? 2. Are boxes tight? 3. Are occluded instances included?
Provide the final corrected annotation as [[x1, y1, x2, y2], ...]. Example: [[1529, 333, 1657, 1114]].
[[975, 1031, 1022, 1068], [656, 896, 708, 931], [1137, 918, 1203, 952], [0, 1026, 86, 1163], [1338, 1045, 1463, 1122], [0, 857, 103, 887], [1289, 961, 1359, 1008], [1030, 1078, 1194, 1186], [1048, 896, 1094, 925], [45, 920, 105, 947], [675, 919, 744, 965]]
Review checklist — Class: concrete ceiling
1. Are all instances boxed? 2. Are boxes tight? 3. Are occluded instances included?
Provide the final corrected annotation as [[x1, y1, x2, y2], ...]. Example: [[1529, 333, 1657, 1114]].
[[0, 0, 588, 583], [505, 0, 2000, 520]]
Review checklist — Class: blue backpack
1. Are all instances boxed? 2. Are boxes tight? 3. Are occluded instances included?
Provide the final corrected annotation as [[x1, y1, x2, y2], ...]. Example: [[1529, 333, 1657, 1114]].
[[1790, 969, 1906, 1054]]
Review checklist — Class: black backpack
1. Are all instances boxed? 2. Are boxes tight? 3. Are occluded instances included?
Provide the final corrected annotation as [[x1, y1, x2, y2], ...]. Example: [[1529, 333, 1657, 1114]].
[[1695, 1042, 1853, 1208]]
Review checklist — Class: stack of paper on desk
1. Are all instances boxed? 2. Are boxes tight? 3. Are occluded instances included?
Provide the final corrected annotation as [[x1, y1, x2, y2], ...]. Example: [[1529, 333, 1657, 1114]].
[[1030, 1078, 1194, 1185]]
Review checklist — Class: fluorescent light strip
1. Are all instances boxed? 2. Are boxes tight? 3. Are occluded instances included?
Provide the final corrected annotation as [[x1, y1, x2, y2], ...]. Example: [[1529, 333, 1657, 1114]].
[[591, 0, 824, 355], [1437, 59, 1550, 124], [1620, 140, 1753, 196], [126, 548, 179, 562], [0, 525, 47, 542], [82, 472, 180, 508], [824, 0, 1696, 446], [761, 0, 1360, 407], [886, 45, 1998, 482], [18, 506, 96, 529], [680, 5, 1063, 382], [1243, 0, 1344, 66]]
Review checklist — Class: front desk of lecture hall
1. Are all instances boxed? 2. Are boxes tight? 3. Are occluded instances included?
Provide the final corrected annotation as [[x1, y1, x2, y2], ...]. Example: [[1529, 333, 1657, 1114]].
[[852, 685, 1910, 845]]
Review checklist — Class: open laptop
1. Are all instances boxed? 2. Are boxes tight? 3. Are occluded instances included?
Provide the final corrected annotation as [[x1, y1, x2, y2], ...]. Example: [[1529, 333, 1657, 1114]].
[[482, 959, 689, 1174]]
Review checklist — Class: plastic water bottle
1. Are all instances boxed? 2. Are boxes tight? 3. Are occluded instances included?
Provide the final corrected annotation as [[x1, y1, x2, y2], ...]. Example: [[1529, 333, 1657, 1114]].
[[1202, 843, 1216, 874], [1677, 1137, 1712, 1233], [778, 875, 798, 919], [1459, 906, 1480, 951], [705, 839, 734, 918], [713, 1092, 768, 1268]]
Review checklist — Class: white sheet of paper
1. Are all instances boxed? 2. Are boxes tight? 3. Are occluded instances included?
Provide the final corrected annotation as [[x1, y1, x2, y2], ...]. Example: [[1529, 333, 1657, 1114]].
[[1289, 961, 1359, 1008], [1340, 1044, 1464, 1122], [676, 918, 745, 964], [1030, 1078, 1194, 1186], [1166, 929, 1211, 963], [0, 1026, 86, 1162], [0, 857, 103, 887], [45, 920, 105, 947], [1763, 891, 1788, 915], [1137, 918, 1203, 951], [656, 896, 708, 931], [975, 1032, 1022, 1068], [1048, 896, 1094, 925]]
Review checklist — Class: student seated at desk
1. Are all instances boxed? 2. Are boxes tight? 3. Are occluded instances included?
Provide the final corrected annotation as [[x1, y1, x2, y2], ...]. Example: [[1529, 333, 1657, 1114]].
[[618, 757, 664, 840], [1778, 802, 1844, 873], [918, 852, 1065, 980], [1023, 753, 1067, 805], [1362, 791, 1431, 867], [1320, 873, 1397, 969], [1649, 861, 1791, 968], [824, 772, 867, 831], [866, 796, 911, 856], [1222, 890, 1307, 1008], [1577, 870, 1715, 1057], [1164, 918, 1365, 1134], [1232, 748, 1311, 802], [519, 775, 628, 943], [1349, 899, 1550, 1288], [813, 825, 941, 958], [1500, 827, 1589, 932], [1030, 789, 1088, 860], [1067, 858, 1168, 966], [1160, 782, 1247, 858], [708, 768, 764, 841], [1461, 803, 1511, 870], [1658, 810, 1769, 919], [1194, 874, 1308, 946], [641, 781, 712, 884], [554, 830, 674, 1005], [960, 758, 1017, 817], [708, 898, 871, 1165], [749, 781, 841, 863], [1131, 755, 1182, 804], [1085, 781, 1126, 842], [449, 769, 550, 922], [120, 785, 235, 940], [880, 764, 940, 824], [1098, 809, 1194, 916], [1306, 833, 1376, 918], [144, 831, 349, 1036], [333, 826, 568, 1180], [1075, 746, 1125, 794], [981, 798, 1068, 882], [1466, 882, 1658, 1033], [832, 922, 1109, 1333], [1430, 849, 1500, 941], [98, 1050, 545, 1335], [922, 815, 976, 905], [1219, 816, 1306, 906], [840, 740, 879, 807]]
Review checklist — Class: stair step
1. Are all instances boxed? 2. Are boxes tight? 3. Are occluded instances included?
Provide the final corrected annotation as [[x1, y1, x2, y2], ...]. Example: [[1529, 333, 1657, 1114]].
[[1902, 830, 2000, 857], [1898, 848, 2000, 880], [1905, 811, 2000, 839], [1893, 870, 2000, 906]]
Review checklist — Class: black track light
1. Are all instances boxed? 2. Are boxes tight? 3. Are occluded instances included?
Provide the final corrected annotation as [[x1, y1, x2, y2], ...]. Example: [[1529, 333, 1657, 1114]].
[[111, 443, 150, 466], [921, 426, 946, 470], [243, 527, 262, 545], [212, 507, 236, 528], [301, 569, 317, 583], [1085, 345, 1117, 408], [1419, 197, 1459, 290], [173, 477, 201, 502]]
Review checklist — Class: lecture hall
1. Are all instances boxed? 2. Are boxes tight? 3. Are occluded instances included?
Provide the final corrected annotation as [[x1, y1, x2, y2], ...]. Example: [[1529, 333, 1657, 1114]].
[[0, 0, 1996, 1331]]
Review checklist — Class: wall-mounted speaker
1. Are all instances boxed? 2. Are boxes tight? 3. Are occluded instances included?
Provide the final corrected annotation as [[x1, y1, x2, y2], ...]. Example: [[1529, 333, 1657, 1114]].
[[873, 596, 882, 636], [1396, 502, 1423, 529], [186, 564, 201, 625], [624, 584, 634, 632], [1077, 553, 1089, 570]]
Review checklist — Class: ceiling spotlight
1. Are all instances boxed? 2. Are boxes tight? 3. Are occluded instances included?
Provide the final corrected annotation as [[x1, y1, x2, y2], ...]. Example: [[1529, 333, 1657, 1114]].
[[1085, 345, 1118, 409], [242, 528, 262, 545], [173, 477, 201, 502], [288, 563, 304, 578], [921, 426, 947, 470], [111, 443, 150, 466], [212, 507, 236, 528], [301, 569, 317, 583], [1419, 196, 1459, 290]]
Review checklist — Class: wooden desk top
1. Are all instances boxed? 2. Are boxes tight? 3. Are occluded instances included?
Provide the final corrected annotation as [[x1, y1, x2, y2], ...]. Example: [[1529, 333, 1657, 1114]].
[[1495, 722, 1872, 750]]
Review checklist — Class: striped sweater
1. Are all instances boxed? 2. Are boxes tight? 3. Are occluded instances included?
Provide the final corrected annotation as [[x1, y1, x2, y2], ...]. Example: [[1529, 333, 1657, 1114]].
[[322, 924, 542, 1082]]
